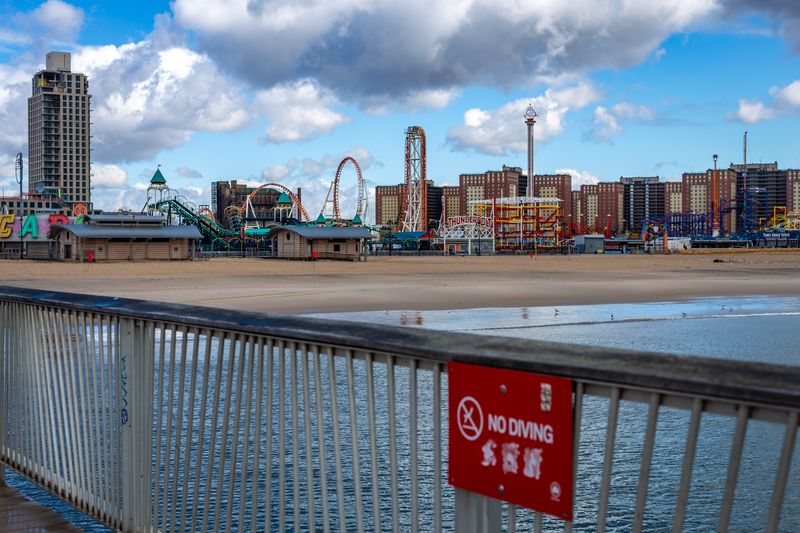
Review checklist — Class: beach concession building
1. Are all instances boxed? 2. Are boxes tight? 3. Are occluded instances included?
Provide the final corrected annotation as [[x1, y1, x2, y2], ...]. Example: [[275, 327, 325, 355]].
[[268, 226, 372, 260], [52, 213, 201, 261]]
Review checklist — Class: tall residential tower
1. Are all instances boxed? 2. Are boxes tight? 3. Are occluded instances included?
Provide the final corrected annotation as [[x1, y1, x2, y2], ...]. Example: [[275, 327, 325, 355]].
[[28, 51, 91, 208]]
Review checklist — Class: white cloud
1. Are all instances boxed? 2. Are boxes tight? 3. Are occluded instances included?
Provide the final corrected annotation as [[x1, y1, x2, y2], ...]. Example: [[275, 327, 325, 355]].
[[176, 166, 203, 179], [254, 79, 350, 143], [30, 0, 84, 42], [732, 80, 800, 123], [92, 164, 128, 189], [75, 35, 251, 162], [173, 0, 717, 103], [364, 88, 461, 114], [0, 64, 30, 155], [554, 168, 600, 190], [93, 180, 212, 213], [734, 99, 776, 123], [773, 80, 800, 107], [585, 102, 655, 142], [446, 82, 601, 155]]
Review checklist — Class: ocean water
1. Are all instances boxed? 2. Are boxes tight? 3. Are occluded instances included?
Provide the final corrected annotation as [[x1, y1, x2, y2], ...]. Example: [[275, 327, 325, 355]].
[[7, 296, 799, 532], [312, 295, 800, 531]]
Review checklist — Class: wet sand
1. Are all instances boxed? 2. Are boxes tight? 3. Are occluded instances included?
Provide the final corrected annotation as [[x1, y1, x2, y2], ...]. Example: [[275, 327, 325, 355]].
[[1, 252, 799, 314]]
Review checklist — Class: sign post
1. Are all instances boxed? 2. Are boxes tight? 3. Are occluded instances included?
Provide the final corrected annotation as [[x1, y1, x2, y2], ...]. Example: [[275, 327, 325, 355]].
[[449, 361, 574, 522]]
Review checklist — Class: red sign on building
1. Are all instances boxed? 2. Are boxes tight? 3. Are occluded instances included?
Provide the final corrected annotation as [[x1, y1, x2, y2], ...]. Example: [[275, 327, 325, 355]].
[[448, 362, 574, 520]]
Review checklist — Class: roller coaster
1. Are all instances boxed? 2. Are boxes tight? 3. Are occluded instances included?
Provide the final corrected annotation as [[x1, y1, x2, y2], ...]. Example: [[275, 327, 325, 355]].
[[152, 197, 238, 249], [147, 155, 370, 250], [320, 156, 368, 221]]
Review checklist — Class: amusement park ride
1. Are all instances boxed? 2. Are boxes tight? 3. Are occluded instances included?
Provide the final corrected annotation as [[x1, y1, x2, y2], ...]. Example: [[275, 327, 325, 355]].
[[320, 156, 368, 221], [145, 156, 370, 251], [398, 126, 427, 232], [434, 197, 564, 252], [144, 120, 798, 254]]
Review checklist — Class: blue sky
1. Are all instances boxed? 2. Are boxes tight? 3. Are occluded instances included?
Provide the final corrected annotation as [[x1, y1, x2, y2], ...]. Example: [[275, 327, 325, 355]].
[[0, 0, 799, 218]]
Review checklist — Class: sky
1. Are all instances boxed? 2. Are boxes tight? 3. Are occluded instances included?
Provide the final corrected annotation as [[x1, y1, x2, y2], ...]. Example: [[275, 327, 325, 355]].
[[0, 0, 799, 220]]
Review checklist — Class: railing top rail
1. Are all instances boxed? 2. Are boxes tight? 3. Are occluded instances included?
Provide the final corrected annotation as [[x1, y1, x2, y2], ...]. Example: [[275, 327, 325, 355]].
[[1, 286, 798, 410]]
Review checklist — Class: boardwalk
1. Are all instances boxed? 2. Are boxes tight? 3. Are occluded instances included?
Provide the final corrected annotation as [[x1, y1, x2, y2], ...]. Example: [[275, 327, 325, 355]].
[[0, 484, 81, 532]]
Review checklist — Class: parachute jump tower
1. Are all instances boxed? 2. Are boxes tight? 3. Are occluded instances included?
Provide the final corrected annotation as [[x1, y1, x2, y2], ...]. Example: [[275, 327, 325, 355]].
[[399, 126, 427, 232]]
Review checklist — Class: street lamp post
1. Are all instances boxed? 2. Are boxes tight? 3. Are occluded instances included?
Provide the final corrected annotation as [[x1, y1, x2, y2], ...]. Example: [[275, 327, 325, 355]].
[[712, 154, 719, 237], [15, 153, 23, 260]]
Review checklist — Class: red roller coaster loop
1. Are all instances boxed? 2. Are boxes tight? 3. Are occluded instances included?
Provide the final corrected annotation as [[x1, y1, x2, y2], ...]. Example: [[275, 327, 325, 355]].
[[331, 156, 367, 220], [241, 183, 310, 222], [197, 206, 216, 222]]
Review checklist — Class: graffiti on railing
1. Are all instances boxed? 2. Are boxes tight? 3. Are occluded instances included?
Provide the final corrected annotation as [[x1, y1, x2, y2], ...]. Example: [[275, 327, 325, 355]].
[[120, 354, 129, 426]]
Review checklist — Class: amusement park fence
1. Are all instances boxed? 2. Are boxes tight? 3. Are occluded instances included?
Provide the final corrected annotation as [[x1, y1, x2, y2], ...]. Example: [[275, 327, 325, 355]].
[[0, 287, 798, 532], [195, 249, 273, 260]]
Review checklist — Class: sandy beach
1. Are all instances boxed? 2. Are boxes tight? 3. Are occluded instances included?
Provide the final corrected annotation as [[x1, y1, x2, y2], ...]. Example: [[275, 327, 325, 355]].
[[1, 251, 798, 314]]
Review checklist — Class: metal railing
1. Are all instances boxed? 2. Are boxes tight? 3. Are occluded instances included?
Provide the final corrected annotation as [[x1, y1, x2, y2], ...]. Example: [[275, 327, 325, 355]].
[[0, 286, 798, 532]]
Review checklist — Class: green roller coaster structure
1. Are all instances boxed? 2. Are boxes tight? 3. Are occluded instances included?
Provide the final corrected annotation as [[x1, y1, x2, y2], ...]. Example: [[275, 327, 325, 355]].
[[153, 198, 238, 249]]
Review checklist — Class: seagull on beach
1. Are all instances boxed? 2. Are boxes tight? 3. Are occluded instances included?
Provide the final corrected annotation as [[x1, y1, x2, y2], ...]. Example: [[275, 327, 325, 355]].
[[554, 308, 560, 316]]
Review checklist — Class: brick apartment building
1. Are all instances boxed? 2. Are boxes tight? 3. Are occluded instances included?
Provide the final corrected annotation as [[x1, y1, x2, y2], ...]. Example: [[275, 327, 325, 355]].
[[459, 167, 521, 215], [372, 162, 799, 236], [682, 169, 738, 234], [375, 180, 441, 229], [375, 184, 405, 227], [788, 170, 800, 211], [731, 163, 787, 229], [597, 182, 625, 234], [570, 190, 582, 233], [620, 176, 665, 232], [580, 184, 598, 232], [533, 174, 572, 225], [664, 181, 683, 214]]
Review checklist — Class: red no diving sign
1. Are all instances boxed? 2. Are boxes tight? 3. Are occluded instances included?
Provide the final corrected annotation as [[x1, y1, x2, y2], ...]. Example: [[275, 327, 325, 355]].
[[448, 362, 574, 520]]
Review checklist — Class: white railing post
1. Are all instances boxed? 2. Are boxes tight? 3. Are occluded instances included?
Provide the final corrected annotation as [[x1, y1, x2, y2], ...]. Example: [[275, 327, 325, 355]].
[[119, 318, 154, 533], [454, 488, 502, 532], [0, 302, 6, 488]]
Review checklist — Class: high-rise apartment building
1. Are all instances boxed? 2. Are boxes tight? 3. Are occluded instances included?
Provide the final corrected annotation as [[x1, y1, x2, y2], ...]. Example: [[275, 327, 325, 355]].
[[459, 167, 521, 215], [570, 190, 582, 233], [731, 163, 786, 230], [620, 176, 664, 231], [28, 52, 91, 207], [578, 183, 623, 234], [376, 181, 441, 229], [442, 186, 460, 220], [375, 184, 405, 227], [597, 182, 624, 234], [664, 181, 683, 214], [580, 184, 599, 232], [682, 169, 738, 234], [533, 174, 572, 225], [426, 183, 443, 229], [787, 170, 800, 212]]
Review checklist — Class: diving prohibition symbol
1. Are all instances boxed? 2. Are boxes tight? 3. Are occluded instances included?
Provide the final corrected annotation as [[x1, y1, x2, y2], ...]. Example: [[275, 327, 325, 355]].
[[457, 396, 483, 441]]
